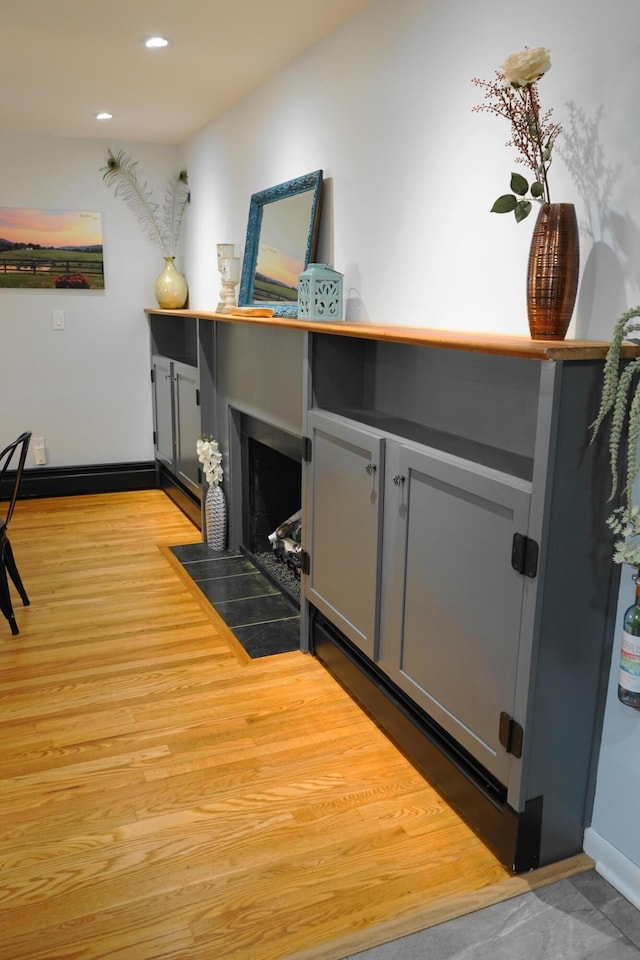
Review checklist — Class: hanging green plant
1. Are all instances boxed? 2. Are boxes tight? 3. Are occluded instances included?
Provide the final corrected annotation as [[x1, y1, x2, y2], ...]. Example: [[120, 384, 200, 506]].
[[591, 306, 640, 564]]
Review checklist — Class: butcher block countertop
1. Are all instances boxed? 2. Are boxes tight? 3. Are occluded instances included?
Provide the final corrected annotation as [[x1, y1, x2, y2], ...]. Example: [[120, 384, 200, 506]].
[[145, 308, 640, 362]]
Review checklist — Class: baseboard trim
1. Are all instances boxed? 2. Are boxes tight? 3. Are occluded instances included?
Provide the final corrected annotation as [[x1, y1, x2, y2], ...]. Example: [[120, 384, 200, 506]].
[[16, 461, 157, 499], [583, 827, 640, 910], [156, 467, 202, 529]]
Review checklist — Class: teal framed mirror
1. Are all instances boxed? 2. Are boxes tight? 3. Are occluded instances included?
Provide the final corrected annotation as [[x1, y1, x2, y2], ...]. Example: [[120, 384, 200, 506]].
[[238, 170, 323, 318]]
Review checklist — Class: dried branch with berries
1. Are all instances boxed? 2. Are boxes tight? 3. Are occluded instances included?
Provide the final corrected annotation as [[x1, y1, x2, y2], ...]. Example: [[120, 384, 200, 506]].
[[472, 48, 562, 222]]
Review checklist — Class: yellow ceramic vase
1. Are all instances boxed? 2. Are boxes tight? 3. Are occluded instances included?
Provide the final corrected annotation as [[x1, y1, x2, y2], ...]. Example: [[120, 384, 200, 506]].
[[154, 256, 188, 309]]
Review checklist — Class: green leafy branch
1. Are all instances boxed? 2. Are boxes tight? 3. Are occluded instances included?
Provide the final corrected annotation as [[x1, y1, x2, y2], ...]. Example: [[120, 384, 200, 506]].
[[491, 122, 556, 222], [491, 172, 545, 222]]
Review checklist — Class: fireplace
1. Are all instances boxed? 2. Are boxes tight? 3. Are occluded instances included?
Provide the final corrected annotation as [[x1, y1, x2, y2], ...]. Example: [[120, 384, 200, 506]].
[[240, 414, 303, 603]]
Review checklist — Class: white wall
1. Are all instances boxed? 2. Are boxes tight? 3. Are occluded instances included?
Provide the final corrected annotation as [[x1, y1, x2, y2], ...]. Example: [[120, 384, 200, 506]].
[[0, 132, 180, 466], [183, 0, 640, 340], [181, 0, 640, 891]]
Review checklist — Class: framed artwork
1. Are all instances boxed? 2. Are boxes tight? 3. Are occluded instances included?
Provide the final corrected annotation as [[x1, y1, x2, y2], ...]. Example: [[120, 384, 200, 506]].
[[0, 208, 104, 289]]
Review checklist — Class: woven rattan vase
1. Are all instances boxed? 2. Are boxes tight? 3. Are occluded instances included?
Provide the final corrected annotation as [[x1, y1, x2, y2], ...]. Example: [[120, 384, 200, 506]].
[[526, 203, 579, 340]]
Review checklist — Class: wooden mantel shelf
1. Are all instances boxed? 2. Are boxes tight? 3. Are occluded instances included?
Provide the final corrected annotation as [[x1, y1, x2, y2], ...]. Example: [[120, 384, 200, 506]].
[[145, 308, 640, 362]]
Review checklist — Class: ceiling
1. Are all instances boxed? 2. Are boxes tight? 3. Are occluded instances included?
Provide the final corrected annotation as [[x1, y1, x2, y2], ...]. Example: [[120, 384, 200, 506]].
[[0, 0, 372, 145]]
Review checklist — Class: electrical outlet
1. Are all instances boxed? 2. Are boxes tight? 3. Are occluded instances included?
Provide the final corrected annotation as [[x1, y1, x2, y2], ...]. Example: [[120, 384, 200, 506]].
[[33, 437, 46, 466], [52, 310, 65, 330]]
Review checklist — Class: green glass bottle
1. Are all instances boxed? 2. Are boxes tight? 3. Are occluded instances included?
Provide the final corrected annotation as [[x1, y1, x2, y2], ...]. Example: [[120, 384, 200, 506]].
[[619, 571, 640, 708]]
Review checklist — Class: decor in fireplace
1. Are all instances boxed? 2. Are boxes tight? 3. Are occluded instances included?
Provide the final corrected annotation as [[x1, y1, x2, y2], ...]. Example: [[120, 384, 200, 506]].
[[240, 414, 303, 603], [268, 509, 302, 578]]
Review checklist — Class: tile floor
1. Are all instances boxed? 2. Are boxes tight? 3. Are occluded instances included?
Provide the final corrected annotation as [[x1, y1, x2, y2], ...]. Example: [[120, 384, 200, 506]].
[[170, 543, 300, 657], [346, 871, 640, 960]]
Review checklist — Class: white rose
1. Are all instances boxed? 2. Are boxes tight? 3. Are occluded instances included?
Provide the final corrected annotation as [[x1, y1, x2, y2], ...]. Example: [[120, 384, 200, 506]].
[[501, 47, 551, 88]]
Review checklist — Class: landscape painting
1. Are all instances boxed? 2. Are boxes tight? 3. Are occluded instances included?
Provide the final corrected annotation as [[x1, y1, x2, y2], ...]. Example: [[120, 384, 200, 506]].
[[0, 208, 104, 289]]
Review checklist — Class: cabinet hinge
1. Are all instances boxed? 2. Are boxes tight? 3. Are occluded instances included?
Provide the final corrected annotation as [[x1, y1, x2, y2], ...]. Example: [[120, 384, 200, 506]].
[[196, 388, 200, 407], [300, 549, 311, 576], [302, 437, 312, 462], [511, 533, 539, 578], [150, 368, 155, 383], [152, 430, 157, 445], [499, 711, 524, 758]]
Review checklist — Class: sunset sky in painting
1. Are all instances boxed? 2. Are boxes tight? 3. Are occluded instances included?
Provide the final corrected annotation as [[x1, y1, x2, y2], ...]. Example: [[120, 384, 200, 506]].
[[0, 208, 103, 247]]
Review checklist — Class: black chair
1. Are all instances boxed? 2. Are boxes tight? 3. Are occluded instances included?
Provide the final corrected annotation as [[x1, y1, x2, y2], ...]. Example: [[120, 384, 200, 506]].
[[0, 432, 31, 635]]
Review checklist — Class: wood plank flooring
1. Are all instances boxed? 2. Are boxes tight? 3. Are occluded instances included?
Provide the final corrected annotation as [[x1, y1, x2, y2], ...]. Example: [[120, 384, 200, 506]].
[[0, 491, 590, 960]]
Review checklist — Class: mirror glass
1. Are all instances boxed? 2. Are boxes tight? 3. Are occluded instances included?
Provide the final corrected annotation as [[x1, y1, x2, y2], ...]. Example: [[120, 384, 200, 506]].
[[238, 170, 323, 317]]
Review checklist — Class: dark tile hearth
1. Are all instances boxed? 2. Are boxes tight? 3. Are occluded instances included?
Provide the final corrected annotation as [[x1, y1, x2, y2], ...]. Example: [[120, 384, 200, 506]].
[[169, 544, 300, 658]]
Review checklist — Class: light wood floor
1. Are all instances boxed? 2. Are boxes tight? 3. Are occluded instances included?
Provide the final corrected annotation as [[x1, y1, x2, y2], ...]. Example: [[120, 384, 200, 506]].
[[0, 490, 590, 960]]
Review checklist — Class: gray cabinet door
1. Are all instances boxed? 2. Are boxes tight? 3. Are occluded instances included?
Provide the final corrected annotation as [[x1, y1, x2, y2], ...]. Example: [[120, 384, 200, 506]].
[[151, 355, 174, 468], [306, 410, 384, 659], [173, 360, 200, 496], [152, 355, 201, 497], [381, 441, 531, 786]]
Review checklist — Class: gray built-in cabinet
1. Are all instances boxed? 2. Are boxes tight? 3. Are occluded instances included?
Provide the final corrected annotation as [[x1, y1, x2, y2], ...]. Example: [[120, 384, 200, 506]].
[[151, 355, 200, 497], [146, 309, 636, 873], [306, 406, 531, 792], [148, 312, 208, 523]]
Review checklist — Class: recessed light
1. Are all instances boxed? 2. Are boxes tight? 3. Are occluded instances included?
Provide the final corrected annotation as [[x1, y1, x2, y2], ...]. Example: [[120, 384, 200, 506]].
[[144, 36, 170, 48], [96, 112, 113, 121]]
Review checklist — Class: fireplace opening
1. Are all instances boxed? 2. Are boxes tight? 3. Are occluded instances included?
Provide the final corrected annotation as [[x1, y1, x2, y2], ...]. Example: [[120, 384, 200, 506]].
[[240, 416, 303, 604]]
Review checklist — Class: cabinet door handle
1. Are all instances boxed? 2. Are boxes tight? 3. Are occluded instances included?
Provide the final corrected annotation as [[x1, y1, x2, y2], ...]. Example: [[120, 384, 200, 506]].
[[393, 474, 405, 486], [365, 462, 376, 475]]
